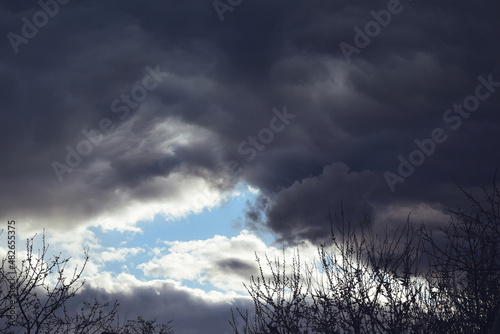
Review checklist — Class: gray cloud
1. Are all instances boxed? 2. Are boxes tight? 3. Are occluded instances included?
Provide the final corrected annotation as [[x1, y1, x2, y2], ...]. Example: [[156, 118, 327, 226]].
[[1, 0, 500, 331], [215, 258, 257, 276], [66, 281, 253, 334]]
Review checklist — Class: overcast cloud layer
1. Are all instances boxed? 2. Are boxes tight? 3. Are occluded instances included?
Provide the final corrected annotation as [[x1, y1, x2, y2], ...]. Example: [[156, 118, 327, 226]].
[[1, 0, 500, 332]]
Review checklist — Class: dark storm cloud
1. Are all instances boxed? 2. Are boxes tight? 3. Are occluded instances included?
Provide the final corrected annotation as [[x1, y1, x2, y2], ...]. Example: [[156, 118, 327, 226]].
[[1, 0, 500, 243], [2, 1, 500, 334], [246, 163, 381, 244]]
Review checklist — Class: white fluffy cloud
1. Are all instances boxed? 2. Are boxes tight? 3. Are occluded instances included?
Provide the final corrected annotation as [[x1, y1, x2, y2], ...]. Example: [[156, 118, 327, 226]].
[[138, 230, 319, 293], [97, 247, 145, 262]]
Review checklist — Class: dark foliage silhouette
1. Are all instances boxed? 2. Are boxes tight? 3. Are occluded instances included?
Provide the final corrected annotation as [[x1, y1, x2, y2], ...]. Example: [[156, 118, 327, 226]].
[[231, 175, 500, 334], [0, 233, 174, 334]]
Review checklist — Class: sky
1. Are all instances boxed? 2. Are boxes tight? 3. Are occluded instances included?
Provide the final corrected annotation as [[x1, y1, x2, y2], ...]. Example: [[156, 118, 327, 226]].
[[1, 0, 500, 333]]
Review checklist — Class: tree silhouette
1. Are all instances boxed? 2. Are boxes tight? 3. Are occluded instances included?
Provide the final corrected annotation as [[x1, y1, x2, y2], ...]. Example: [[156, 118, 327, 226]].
[[0, 233, 174, 334], [422, 175, 500, 333], [107, 316, 174, 334], [231, 174, 500, 334]]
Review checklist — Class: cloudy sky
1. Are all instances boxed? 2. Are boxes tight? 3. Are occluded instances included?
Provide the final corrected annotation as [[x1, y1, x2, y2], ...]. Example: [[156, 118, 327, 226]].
[[1, 0, 500, 333]]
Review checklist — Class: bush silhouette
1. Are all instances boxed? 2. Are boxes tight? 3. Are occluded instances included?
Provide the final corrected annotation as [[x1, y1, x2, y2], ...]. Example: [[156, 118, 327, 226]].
[[0, 233, 174, 334], [231, 174, 500, 334]]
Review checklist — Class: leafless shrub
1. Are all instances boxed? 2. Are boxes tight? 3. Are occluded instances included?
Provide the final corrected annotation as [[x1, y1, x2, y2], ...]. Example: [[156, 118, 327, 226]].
[[232, 174, 500, 334], [0, 233, 174, 334]]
